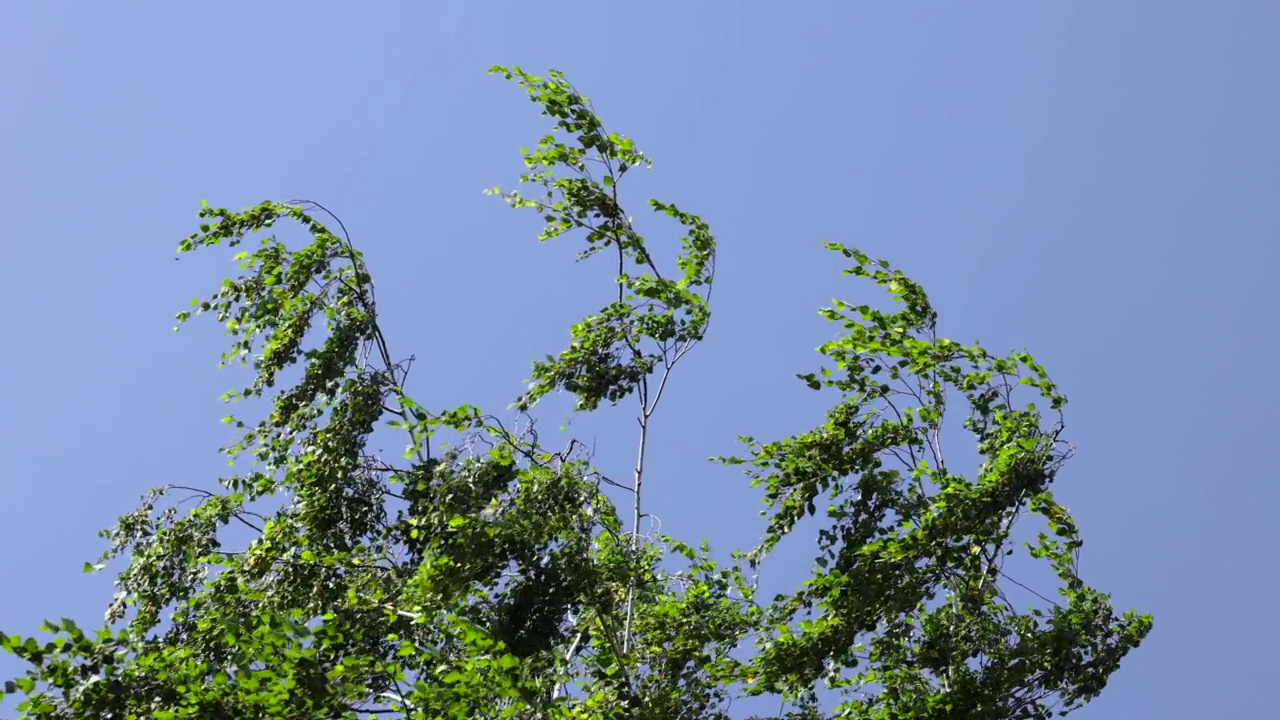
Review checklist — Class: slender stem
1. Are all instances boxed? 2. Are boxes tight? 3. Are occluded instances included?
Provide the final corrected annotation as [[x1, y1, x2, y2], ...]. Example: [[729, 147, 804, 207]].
[[622, 378, 651, 655], [631, 418, 648, 553]]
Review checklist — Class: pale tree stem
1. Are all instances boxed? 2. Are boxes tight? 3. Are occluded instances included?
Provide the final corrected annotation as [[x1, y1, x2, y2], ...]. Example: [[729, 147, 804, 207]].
[[622, 377, 651, 655]]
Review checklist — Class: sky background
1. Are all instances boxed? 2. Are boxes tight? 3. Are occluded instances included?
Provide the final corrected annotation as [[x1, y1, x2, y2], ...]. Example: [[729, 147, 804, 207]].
[[2, 2, 1277, 717]]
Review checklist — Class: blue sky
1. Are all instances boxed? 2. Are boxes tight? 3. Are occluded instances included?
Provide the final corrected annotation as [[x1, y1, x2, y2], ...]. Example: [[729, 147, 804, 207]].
[[3, 2, 1277, 717]]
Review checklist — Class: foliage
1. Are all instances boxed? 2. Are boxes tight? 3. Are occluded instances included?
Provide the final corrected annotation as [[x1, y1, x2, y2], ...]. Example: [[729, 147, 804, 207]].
[[2, 66, 1150, 719]]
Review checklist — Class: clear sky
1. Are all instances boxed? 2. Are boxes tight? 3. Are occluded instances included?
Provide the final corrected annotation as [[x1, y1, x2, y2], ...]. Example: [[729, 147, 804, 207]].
[[2, 2, 1276, 717]]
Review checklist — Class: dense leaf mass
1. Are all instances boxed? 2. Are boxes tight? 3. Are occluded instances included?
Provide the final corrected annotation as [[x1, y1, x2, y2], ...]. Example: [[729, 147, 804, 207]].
[[2, 66, 1149, 719]]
